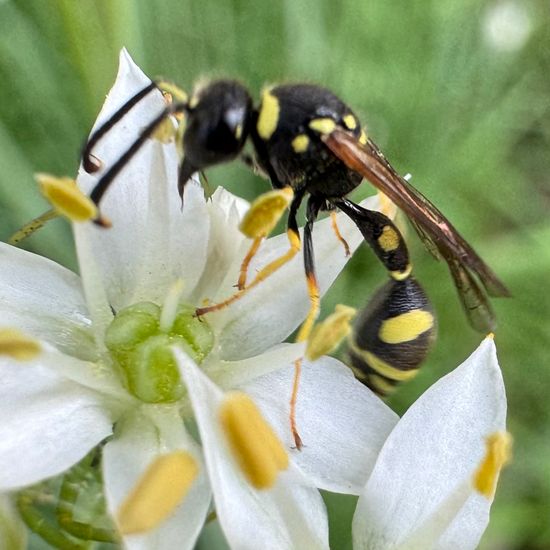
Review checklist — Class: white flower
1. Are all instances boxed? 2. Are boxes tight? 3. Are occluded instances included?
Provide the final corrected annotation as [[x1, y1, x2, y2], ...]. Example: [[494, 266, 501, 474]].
[[0, 50, 398, 548], [353, 336, 509, 550]]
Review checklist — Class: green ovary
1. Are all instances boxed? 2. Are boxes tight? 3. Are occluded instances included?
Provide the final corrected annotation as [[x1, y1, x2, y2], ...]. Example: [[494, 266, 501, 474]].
[[105, 302, 214, 403]]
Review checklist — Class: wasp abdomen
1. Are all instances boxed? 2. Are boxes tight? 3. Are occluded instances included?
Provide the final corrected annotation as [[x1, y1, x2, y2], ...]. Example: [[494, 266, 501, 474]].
[[347, 277, 436, 396]]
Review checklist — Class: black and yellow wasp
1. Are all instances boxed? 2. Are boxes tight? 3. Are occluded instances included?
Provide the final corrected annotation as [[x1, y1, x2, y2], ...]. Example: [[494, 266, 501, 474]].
[[82, 79, 509, 396]]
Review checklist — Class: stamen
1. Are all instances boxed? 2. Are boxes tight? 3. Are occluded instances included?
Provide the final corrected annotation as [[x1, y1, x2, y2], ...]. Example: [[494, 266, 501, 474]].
[[306, 305, 357, 361], [473, 431, 512, 498], [220, 392, 289, 489], [0, 328, 41, 360], [36, 173, 98, 222], [151, 117, 177, 143], [117, 451, 198, 534], [239, 187, 294, 238], [377, 191, 397, 219], [159, 279, 185, 332]]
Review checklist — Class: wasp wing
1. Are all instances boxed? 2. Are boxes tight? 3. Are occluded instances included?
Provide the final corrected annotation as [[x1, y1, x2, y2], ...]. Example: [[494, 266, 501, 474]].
[[323, 128, 509, 333]]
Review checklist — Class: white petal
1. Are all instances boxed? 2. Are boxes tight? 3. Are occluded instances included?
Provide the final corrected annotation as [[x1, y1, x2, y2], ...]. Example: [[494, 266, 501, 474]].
[[242, 356, 398, 495], [353, 338, 507, 550], [190, 186, 249, 303], [0, 356, 113, 490], [75, 50, 210, 311], [102, 405, 211, 550], [204, 342, 304, 388], [174, 347, 330, 550], [0, 243, 95, 360], [209, 195, 382, 360]]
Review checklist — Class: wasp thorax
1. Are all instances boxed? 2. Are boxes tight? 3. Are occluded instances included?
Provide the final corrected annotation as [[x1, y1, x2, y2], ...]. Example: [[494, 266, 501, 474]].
[[105, 302, 214, 403]]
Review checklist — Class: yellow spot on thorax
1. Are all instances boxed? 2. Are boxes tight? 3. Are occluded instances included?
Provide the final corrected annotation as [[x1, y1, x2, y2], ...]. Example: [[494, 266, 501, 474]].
[[291, 134, 310, 153], [257, 88, 280, 140], [220, 392, 289, 489], [474, 432, 512, 498], [0, 328, 41, 360], [117, 451, 199, 534], [37, 173, 97, 223], [309, 117, 336, 134], [343, 114, 357, 130], [359, 129, 368, 145], [348, 338, 419, 381], [306, 304, 356, 361], [378, 225, 401, 252], [379, 309, 434, 344], [239, 187, 294, 238], [235, 123, 243, 140]]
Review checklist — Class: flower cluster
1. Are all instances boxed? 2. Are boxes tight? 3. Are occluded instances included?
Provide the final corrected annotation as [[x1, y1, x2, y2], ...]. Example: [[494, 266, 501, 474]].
[[0, 51, 508, 549]]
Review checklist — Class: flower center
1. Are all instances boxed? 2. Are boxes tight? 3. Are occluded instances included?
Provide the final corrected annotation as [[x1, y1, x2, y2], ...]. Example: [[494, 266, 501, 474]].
[[105, 302, 214, 403]]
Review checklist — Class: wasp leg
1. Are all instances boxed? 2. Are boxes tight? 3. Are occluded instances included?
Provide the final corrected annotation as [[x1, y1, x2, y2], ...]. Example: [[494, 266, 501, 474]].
[[290, 196, 324, 450], [237, 235, 264, 290], [195, 190, 305, 316], [330, 211, 350, 257]]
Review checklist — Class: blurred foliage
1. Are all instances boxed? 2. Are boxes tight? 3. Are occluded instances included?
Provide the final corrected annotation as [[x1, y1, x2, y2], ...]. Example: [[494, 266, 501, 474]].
[[0, 0, 548, 548]]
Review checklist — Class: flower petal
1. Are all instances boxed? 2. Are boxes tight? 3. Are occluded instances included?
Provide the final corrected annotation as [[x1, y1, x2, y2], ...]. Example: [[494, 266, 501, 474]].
[[75, 50, 210, 312], [241, 356, 399, 495], [102, 405, 211, 550], [189, 186, 249, 304], [0, 243, 94, 360], [0, 355, 113, 490], [174, 347, 330, 550], [353, 337, 507, 550], [208, 195, 382, 360]]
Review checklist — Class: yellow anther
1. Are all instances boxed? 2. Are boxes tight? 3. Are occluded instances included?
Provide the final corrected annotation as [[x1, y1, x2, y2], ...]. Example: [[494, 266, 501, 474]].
[[0, 328, 41, 360], [473, 432, 512, 498], [117, 451, 199, 534], [306, 305, 357, 361], [378, 192, 397, 219], [151, 117, 176, 143], [239, 187, 294, 238], [156, 81, 189, 104], [37, 173, 97, 223], [220, 392, 289, 489]]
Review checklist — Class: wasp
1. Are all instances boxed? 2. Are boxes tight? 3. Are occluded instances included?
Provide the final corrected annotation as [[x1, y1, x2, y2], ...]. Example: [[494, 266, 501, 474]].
[[81, 78, 509, 397]]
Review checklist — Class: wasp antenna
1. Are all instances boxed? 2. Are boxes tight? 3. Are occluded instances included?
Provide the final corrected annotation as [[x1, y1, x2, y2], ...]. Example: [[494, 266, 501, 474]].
[[82, 82, 158, 173]]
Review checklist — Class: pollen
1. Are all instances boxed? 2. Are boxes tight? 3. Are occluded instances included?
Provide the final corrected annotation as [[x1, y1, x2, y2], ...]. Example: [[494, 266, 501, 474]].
[[473, 431, 513, 498], [220, 392, 289, 489], [37, 173, 97, 222], [0, 328, 41, 360], [306, 304, 357, 361], [239, 187, 294, 238], [117, 451, 199, 534]]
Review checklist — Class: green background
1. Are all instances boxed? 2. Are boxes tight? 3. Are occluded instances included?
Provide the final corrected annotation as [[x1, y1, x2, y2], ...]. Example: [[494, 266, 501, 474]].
[[0, 0, 548, 548]]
